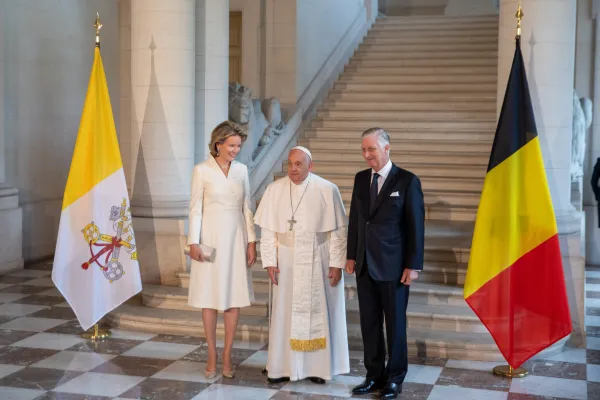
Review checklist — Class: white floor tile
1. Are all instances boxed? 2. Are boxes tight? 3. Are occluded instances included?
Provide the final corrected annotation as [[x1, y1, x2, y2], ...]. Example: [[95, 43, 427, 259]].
[[510, 375, 587, 400], [281, 375, 363, 397], [53, 372, 145, 397], [0, 386, 46, 400], [587, 298, 600, 308], [191, 384, 278, 400], [32, 350, 115, 371], [108, 328, 157, 341], [587, 336, 600, 350], [542, 347, 587, 364], [404, 364, 443, 385], [587, 271, 600, 278], [20, 277, 54, 287], [11, 333, 84, 350], [444, 359, 502, 371], [0, 293, 29, 304], [0, 303, 48, 317], [587, 364, 600, 383], [428, 386, 508, 400], [122, 341, 199, 360], [239, 350, 268, 368], [0, 364, 24, 379], [586, 315, 600, 327], [8, 270, 50, 278], [214, 339, 266, 350], [152, 360, 221, 383], [0, 317, 68, 332]]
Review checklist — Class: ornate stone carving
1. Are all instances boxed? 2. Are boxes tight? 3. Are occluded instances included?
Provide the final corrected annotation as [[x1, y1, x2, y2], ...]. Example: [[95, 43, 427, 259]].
[[228, 83, 286, 164], [571, 90, 593, 182]]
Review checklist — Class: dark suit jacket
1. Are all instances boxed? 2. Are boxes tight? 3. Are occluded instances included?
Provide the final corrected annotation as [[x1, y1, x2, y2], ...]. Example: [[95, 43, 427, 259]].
[[347, 163, 425, 281], [592, 157, 600, 202]]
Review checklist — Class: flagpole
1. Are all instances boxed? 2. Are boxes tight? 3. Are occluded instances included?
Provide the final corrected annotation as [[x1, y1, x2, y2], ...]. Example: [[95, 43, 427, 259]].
[[492, 0, 528, 379], [80, 12, 112, 343]]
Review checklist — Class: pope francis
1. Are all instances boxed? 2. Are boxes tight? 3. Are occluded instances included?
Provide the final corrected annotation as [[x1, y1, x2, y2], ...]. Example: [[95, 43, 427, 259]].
[[254, 146, 350, 384]]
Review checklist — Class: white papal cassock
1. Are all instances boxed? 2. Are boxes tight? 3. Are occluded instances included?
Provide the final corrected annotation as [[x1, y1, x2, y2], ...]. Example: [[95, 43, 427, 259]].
[[254, 172, 350, 381]]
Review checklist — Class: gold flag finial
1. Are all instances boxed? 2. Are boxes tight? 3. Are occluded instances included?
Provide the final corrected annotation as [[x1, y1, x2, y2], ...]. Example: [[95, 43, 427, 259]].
[[515, 1, 523, 38], [94, 12, 102, 47]]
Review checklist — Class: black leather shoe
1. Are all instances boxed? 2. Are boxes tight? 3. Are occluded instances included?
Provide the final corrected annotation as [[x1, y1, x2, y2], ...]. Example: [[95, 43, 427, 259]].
[[267, 377, 289, 384], [351, 378, 385, 395], [380, 382, 401, 399], [309, 377, 325, 384]]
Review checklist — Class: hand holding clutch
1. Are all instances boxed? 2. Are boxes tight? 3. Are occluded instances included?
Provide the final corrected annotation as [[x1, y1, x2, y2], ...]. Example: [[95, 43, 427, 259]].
[[185, 244, 216, 263]]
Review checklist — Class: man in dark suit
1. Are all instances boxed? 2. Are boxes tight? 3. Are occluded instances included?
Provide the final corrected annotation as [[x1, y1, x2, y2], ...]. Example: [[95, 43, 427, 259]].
[[346, 127, 425, 399]]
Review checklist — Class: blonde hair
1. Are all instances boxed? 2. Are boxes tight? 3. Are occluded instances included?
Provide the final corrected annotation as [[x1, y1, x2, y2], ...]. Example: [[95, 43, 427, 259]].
[[208, 121, 248, 157]]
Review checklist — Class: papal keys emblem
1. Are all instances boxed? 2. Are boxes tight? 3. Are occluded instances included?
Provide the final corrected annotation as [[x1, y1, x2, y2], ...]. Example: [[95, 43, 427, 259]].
[[81, 198, 138, 283]]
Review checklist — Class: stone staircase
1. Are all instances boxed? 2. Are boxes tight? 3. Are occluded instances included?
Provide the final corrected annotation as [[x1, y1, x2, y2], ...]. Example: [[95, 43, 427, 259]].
[[108, 15, 567, 361]]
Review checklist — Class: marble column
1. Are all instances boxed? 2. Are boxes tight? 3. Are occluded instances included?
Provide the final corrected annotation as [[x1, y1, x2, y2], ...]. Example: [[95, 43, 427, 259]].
[[195, 0, 229, 164], [127, 0, 196, 285], [498, 0, 585, 346], [0, 7, 23, 273]]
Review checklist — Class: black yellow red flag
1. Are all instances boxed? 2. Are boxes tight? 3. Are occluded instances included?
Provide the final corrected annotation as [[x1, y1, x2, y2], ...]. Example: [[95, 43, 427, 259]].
[[464, 37, 572, 369]]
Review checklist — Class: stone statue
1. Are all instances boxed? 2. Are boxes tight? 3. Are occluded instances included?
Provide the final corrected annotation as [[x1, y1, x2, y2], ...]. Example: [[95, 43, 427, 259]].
[[228, 82, 286, 164], [571, 90, 593, 182]]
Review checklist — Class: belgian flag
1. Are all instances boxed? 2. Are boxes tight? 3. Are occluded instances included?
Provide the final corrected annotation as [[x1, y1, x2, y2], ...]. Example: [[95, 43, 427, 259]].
[[463, 37, 572, 369]]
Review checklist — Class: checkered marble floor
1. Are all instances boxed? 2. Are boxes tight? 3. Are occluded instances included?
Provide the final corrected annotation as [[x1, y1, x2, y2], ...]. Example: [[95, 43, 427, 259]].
[[0, 261, 599, 399]]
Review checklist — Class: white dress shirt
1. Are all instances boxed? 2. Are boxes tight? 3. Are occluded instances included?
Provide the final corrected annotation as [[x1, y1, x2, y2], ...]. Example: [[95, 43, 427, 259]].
[[371, 159, 393, 194]]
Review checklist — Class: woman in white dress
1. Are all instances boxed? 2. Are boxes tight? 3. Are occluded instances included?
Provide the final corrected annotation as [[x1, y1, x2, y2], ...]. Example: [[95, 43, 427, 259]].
[[187, 121, 257, 379]]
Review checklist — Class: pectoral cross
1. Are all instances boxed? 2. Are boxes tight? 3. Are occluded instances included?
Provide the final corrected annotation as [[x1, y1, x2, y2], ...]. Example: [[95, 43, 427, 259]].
[[288, 218, 296, 231]]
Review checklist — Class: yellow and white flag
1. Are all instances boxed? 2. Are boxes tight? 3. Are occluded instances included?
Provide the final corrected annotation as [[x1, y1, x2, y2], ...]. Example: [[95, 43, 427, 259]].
[[52, 46, 142, 331]]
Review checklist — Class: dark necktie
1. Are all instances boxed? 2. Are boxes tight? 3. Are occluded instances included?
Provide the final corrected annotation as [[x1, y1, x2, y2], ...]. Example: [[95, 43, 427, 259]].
[[370, 172, 380, 213]]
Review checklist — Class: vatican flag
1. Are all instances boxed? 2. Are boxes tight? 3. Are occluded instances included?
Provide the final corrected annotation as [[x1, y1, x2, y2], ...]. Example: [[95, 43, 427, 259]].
[[52, 46, 142, 331]]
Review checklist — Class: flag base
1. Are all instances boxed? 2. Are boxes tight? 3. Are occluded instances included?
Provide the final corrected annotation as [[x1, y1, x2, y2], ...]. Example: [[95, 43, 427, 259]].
[[81, 324, 111, 341], [492, 365, 528, 378]]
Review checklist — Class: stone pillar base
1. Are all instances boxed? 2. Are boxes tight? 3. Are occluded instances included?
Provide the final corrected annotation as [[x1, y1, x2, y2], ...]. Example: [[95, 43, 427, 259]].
[[132, 216, 188, 286], [0, 185, 23, 273], [557, 210, 587, 348]]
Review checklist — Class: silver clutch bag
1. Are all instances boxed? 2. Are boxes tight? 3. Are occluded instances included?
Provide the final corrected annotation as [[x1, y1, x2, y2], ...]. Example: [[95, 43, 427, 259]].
[[184, 244, 216, 263]]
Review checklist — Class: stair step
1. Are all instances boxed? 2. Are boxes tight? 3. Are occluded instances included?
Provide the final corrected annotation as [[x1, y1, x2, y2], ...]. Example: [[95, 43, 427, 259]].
[[107, 304, 510, 360], [335, 81, 497, 92], [358, 42, 498, 53], [317, 109, 495, 121], [351, 57, 497, 68], [141, 285, 269, 316], [338, 74, 497, 84], [376, 16, 499, 25], [305, 129, 495, 141], [328, 91, 497, 102], [140, 283, 482, 333], [369, 29, 498, 38], [340, 201, 477, 222], [353, 49, 497, 59], [298, 138, 492, 152], [314, 118, 497, 132], [309, 150, 488, 165], [371, 22, 497, 32], [321, 101, 495, 112], [308, 162, 486, 179], [362, 36, 497, 45], [344, 65, 497, 76]]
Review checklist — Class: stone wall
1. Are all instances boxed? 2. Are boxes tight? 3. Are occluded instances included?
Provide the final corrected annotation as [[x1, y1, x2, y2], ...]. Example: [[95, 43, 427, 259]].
[[2, 0, 120, 262]]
